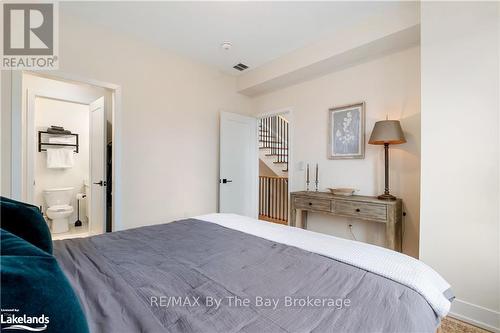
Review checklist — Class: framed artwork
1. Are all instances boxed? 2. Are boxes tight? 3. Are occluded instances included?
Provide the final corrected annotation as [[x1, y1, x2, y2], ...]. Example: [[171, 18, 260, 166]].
[[328, 102, 365, 159]]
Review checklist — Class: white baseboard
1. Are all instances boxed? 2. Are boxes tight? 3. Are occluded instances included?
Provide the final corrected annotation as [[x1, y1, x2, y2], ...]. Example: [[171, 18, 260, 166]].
[[449, 298, 500, 332]]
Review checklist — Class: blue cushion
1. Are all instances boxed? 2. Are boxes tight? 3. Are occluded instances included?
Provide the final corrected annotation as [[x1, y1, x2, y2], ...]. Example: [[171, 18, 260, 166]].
[[1, 229, 89, 333], [0, 196, 52, 254]]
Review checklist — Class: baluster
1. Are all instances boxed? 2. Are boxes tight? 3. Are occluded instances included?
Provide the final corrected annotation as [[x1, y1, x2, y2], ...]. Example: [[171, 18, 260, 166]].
[[274, 178, 278, 219], [285, 179, 288, 222], [269, 117, 272, 153], [276, 117, 279, 160], [259, 177, 262, 215], [271, 177, 274, 219], [282, 117, 285, 163], [270, 178, 273, 219], [280, 117, 283, 163], [268, 178, 271, 219], [264, 177, 267, 217], [279, 178, 282, 221], [268, 117, 271, 149], [260, 119, 263, 146], [271, 178, 276, 218], [272, 116, 276, 156], [265, 118, 268, 148], [267, 117, 270, 150], [286, 121, 288, 169], [279, 117, 282, 163], [264, 118, 267, 148]]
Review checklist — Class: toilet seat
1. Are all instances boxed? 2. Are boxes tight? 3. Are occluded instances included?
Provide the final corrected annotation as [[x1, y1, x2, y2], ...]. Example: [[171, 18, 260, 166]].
[[47, 205, 73, 213]]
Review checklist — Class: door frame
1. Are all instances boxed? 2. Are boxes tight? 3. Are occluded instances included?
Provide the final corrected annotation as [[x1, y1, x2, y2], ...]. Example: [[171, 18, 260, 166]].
[[26, 89, 91, 206], [256, 108, 294, 224], [10, 70, 123, 231], [219, 111, 259, 218]]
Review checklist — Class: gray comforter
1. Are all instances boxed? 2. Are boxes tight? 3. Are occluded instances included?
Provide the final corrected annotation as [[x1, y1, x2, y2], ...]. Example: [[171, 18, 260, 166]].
[[54, 218, 439, 333]]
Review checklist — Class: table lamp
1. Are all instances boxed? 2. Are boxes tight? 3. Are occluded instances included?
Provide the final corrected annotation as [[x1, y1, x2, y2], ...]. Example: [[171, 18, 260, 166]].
[[368, 120, 406, 200]]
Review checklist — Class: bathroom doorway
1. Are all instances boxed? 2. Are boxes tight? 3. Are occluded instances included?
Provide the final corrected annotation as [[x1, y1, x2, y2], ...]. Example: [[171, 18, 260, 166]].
[[21, 72, 116, 240]]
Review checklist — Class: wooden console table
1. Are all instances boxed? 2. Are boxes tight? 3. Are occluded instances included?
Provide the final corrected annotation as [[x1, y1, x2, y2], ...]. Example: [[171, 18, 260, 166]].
[[290, 191, 402, 252]]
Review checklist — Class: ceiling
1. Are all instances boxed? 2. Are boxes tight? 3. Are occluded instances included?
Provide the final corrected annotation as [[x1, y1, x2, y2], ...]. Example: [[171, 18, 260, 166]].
[[61, 2, 417, 75]]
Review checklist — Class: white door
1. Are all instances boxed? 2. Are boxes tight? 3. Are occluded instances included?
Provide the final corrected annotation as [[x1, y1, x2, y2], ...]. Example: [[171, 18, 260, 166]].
[[89, 97, 106, 235], [219, 112, 258, 218]]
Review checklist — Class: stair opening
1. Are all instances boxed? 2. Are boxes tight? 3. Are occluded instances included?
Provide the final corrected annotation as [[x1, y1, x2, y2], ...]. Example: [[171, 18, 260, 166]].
[[258, 114, 289, 224]]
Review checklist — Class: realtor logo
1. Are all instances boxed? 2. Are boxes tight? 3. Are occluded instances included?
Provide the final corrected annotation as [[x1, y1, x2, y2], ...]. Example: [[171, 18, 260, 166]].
[[1, 2, 58, 69]]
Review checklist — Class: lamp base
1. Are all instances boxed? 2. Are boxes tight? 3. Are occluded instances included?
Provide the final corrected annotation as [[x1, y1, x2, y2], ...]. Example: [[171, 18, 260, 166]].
[[377, 193, 397, 201]]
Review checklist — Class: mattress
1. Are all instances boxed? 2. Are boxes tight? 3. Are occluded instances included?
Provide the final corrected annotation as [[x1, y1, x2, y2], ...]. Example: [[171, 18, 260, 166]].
[[54, 215, 450, 333]]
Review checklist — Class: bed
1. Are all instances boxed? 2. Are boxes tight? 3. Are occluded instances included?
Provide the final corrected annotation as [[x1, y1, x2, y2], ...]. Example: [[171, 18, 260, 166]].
[[53, 214, 453, 333]]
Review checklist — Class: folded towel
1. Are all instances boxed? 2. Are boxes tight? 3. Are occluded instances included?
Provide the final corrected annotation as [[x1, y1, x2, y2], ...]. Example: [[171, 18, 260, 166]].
[[48, 136, 74, 144], [47, 128, 72, 135], [50, 125, 65, 131], [46, 148, 74, 168]]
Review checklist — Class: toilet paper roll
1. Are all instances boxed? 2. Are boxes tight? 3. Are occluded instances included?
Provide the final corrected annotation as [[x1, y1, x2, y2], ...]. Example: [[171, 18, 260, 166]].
[[76, 193, 86, 200]]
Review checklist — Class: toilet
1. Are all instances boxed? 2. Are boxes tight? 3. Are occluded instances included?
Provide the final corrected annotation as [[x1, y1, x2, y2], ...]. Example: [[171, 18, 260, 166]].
[[44, 187, 74, 233]]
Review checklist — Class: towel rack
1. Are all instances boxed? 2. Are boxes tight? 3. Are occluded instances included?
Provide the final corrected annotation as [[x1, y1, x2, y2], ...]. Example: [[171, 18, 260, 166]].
[[38, 131, 79, 153]]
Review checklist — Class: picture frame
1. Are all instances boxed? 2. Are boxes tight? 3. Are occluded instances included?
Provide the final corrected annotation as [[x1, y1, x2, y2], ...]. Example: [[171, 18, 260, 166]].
[[328, 102, 365, 159]]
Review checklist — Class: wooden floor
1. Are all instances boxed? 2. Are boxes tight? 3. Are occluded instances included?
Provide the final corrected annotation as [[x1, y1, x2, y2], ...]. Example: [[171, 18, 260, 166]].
[[439, 317, 492, 333], [258, 215, 287, 225]]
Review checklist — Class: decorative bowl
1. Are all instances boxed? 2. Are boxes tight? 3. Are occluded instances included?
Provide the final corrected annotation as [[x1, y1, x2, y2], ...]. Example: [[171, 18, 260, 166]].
[[328, 188, 358, 196]]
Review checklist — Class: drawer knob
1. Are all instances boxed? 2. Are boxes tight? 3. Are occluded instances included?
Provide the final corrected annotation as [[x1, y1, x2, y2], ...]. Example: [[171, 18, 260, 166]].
[[308, 202, 313, 206], [355, 208, 361, 212]]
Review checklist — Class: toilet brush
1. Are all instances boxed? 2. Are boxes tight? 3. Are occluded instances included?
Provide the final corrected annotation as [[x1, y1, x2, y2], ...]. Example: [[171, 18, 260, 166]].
[[75, 193, 86, 227]]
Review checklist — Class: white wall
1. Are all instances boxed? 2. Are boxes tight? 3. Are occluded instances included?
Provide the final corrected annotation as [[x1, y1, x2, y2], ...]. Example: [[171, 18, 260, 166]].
[[34, 98, 89, 223], [1, 11, 252, 230], [1, 71, 12, 197], [55, 13, 252, 229], [420, 2, 500, 331], [253, 47, 421, 257]]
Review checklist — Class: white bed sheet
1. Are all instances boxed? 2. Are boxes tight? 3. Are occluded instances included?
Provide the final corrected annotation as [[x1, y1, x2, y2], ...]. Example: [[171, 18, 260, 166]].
[[195, 213, 452, 318]]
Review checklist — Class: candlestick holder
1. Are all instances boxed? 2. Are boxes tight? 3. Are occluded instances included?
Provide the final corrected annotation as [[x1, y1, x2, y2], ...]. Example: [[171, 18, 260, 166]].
[[314, 163, 319, 192], [306, 163, 310, 191]]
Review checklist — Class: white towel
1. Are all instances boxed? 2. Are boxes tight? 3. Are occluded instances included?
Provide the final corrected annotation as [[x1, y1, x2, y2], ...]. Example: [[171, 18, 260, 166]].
[[48, 136, 74, 144], [46, 148, 74, 168]]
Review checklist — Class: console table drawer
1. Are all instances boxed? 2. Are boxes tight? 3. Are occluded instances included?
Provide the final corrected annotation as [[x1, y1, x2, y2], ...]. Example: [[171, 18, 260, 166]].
[[334, 200, 387, 221], [294, 198, 331, 212]]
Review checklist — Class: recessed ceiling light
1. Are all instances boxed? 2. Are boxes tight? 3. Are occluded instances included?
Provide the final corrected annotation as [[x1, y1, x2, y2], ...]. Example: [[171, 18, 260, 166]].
[[221, 41, 232, 50]]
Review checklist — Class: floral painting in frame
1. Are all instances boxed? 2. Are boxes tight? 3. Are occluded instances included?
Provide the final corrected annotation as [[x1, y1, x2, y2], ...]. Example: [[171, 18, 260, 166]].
[[328, 102, 365, 159]]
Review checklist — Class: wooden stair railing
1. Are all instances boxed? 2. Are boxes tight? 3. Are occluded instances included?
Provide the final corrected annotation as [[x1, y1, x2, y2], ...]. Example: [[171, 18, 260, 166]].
[[259, 115, 288, 172], [259, 176, 288, 224]]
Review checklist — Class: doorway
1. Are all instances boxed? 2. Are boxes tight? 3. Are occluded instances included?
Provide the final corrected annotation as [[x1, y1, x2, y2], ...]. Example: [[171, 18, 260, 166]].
[[218, 110, 292, 224], [257, 110, 291, 225], [17, 72, 117, 239]]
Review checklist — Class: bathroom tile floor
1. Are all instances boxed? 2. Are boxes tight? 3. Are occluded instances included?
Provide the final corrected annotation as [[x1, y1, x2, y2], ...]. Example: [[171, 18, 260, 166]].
[[51, 221, 90, 240]]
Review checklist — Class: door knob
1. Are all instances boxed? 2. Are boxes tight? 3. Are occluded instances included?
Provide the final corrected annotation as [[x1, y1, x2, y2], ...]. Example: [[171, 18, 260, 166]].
[[93, 180, 106, 186], [220, 179, 233, 184]]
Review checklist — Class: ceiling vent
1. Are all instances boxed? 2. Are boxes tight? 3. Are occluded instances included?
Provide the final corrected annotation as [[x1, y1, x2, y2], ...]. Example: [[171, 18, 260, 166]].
[[233, 63, 249, 71]]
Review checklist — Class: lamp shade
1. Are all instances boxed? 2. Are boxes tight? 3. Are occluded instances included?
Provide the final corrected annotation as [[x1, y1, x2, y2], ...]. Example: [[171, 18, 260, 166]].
[[368, 120, 406, 145]]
